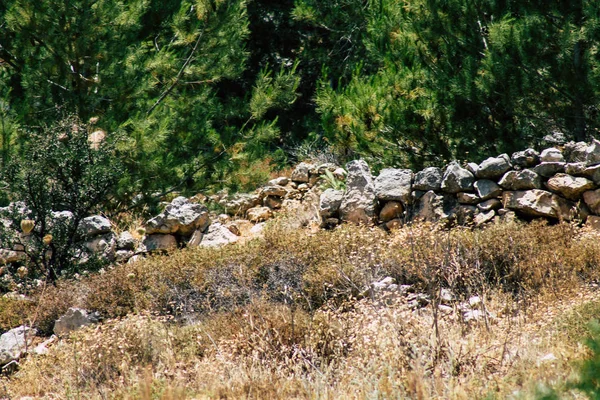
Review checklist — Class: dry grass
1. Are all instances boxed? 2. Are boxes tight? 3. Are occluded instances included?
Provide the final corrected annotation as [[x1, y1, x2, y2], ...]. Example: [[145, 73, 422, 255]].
[[2, 219, 600, 398]]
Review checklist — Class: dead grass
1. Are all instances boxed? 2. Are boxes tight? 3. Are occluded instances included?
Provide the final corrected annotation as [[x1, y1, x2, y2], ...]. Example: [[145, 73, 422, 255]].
[[2, 219, 600, 398]]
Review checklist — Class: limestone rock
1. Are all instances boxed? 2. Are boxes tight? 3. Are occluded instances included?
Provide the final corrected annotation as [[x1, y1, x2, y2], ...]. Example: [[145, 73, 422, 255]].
[[441, 162, 475, 193], [0, 326, 36, 366], [340, 160, 377, 224], [564, 141, 588, 163], [379, 201, 403, 222], [259, 185, 288, 198], [511, 148, 540, 168], [374, 168, 413, 204], [583, 189, 600, 215], [247, 206, 273, 223], [457, 192, 480, 204], [474, 210, 496, 226], [533, 162, 565, 178], [546, 173, 595, 200], [540, 148, 564, 163], [498, 169, 542, 190], [54, 308, 99, 337], [413, 167, 443, 191], [146, 197, 209, 236], [268, 177, 289, 186], [586, 139, 600, 166], [476, 154, 511, 179], [542, 132, 567, 146], [412, 191, 457, 223], [187, 229, 204, 247], [221, 193, 261, 216], [291, 162, 313, 183], [84, 233, 117, 261], [466, 162, 479, 175], [477, 199, 502, 212], [199, 223, 239, 248], [142, 234, 177, 251], [115, 250, 134, 263], [319, 189, 344, 218], [474, 180, 502, 200], [502, 190, 574, 219], [78, 215, 111, 237], [117, 231, 135, 250]]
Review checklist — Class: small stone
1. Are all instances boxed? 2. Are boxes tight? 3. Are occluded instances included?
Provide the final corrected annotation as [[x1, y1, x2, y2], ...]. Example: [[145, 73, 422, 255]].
[[199, 222, 239, 248], [379, 201, 403, 222], [117, 231, 135, 250], [477, 199, 502, 212], [474, 210, 496, 226], [511, 148, 540, 167], [268, 177, 289, 186], [247, 206, 273, 223], [457, 192, 480, 204], [291, 162, 313, 183]]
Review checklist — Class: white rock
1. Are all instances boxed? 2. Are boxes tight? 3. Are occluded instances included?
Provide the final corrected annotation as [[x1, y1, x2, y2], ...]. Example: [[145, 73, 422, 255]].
[[0, 326, 37, 365]]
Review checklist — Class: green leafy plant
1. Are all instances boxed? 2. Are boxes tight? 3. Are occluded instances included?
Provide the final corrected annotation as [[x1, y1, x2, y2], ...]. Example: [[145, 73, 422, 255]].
[[0, 116, 123, 286], [319, 169, 346, 191]]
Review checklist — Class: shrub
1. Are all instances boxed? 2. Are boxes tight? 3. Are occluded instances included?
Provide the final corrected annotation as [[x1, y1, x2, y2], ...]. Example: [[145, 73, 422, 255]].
[[0, 116, 123, 287]]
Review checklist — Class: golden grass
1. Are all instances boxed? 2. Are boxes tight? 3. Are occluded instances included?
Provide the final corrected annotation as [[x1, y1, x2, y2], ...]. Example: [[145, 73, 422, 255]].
[[2, 219, 600, 398]]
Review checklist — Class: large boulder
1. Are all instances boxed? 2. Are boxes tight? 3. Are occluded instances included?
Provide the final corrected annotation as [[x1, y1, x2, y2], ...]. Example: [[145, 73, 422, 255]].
[[54, 308, 100, 337], [198, 223, 239, 248], [474, 180, 502, 200], [546, 173, 595, 200], [145, 197, 209, 236], [319, 189, 344, 218], [498, 169, 542, 190], [441, 162, 475, 193], [413, 167, 443, 191], [340, 160, 377, 224], [502, 190, 574, 219], [476, 154, 512, 179], [511, 148, 540, 168], [374, 168, 413, 205], [78, 215, 112, 237], [0, 326, 37, 366]]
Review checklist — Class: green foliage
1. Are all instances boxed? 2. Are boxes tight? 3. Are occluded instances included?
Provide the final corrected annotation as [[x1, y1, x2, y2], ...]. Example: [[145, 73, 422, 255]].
[[570, 320, 600, 399], [0, 117, 123, 285], [319, 169, 345, 191]]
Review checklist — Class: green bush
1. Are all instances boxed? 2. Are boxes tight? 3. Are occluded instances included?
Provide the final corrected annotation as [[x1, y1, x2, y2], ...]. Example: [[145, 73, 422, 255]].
[[0, 116, 123, 288]]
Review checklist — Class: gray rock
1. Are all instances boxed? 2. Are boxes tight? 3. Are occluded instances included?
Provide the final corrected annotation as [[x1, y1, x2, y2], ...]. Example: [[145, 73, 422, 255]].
[[291, 162, 314, 183], [0, 326, 36, 366], [115, 250, 134, 263], [246, 206, 273, 223], [199, 223, 239, 248], [511, 148, 540, 168], [146, 197, 209, 236], [474, 180, 502, 200], [498, 169, 542, 190], [540, 148, 564, 163], [340, 160, 377, 224], [413, 167, 443, 191], [542, 132, 567, 146], [78, 215, 112, 237], [54, 308, 99, 337], [457, 192, 480, 204], [546, 173, 595, 200], [466, 162, 479, 175], [502, 190, 574, 219], [477, 199, 502, 212], [268, 177, 289, 186], [474, 210, 496, 226], [117, 231, 135, 250], [221, 193, 261, 216], [259, 185, 288, 198], [142, 234, 177, 251], [374, 168, 413, 204], [441, 162, 475, 193], [583, 189, 600, 215], [476, 154, 512, 179], [84, 233, 117, 261], [533, 162, 565, 178], [412, 191, 457, 223], [319, 188, 344, 218], [586, 139, 600, 166], [564, 141, 588, 163]]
